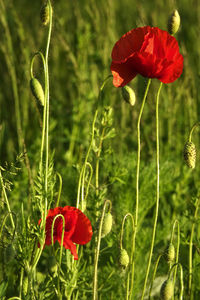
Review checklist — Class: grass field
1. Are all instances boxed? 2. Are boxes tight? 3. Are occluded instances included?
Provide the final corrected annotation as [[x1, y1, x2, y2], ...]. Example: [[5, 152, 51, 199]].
[[0, 0, 200, 299]]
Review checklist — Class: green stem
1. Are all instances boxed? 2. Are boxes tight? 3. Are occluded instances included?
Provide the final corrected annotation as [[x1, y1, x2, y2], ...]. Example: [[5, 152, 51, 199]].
[[0, 168, 15, 230], [76, 75, 112, 209], [95, 127, 106, 198], [130, 78, 151, 298], [141, 82, 163, 300], [55, 172, 63, 207], [120, 213, 134, 299], [188, 122, 200, 142], [30, 51, 46, 176], [93, 200, 112, 300], [148, 253, 163, 299], [188, 198, 199, 297], [44, 0, 53, 215], [172, 220, 180, 300], [31, 0, 53, 271]]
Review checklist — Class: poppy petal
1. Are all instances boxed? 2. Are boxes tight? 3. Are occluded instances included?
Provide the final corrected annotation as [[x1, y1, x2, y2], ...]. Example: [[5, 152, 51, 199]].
[[71, 208, 93, 244]]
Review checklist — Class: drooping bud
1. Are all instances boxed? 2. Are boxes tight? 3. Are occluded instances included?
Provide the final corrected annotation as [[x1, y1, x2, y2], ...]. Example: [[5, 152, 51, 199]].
[[101, 212, 113, 238], [30, 77, 45, 106], [119, 248, 129, 268], [164, 243, 175, 264], [168, 10, 180, 35], [183, 141, 196, 169], [160, 279, 174, 300], [40, 2, 50, 26], [121, 86, 136, 106]]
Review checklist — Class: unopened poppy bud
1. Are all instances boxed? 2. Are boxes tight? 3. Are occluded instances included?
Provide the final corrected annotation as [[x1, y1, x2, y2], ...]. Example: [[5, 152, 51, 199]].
[[121, 86, 136, 106], [160, 279, 174, 300], [119, 248, 129, 268], [164, 243, 175, 264], [168, 10, 180, 35], [183, 141, 196, 169], [40, 2, 50, 26], [23, 276, 28, 296], [101, 212, 113, 238], [30, 77, 45, 106]]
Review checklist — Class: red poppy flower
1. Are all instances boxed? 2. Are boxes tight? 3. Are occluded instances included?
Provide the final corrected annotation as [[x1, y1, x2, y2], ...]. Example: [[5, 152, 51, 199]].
[[39, 206, 93, 260], [110, 26, 183, 87]]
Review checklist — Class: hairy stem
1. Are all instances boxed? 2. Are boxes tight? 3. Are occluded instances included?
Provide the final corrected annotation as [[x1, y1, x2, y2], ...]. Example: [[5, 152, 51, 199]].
[[141, 82, 163, 300], [130, 78, 151, 298]]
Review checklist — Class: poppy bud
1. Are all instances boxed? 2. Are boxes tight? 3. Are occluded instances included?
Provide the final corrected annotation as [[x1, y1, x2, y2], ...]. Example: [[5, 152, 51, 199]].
[[160, 279, 174, 300], [30, 78, 45, 106], [40, 2, 50, 26], [101, 212, 113, 238], [119, 248, 129, 268], [183, 141, 196, 169], [164, 243, 175, 264], [121, 86, 136, 106], [168, 10, 180, 35], [23, 277, 28, 296]]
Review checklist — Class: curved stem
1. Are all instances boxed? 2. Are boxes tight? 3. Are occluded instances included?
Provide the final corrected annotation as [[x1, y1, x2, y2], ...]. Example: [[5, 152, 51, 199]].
[[188, 122, 200, 142], [141, 82, 163, 300], [31, 0, 53, 271], [148, 253, 163, 299], [55, 172, 63, 207], [130, 78, 151, 297], [30, 51, 45, 79]]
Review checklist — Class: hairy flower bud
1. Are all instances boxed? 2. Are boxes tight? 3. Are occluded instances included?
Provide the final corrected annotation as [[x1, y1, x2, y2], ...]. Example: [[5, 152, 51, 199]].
[[40, 2, 50, 26], [160, 279, 174, 300], [121, 86, 136, 106], [168, 10, 180, 35], [23, 277, 28, 296], [119, 248, 129, 268], [30, 78, 45, 106], [183, 141, 196, 169], [101, 212, 113, 238], [164, 243, 175, 264]]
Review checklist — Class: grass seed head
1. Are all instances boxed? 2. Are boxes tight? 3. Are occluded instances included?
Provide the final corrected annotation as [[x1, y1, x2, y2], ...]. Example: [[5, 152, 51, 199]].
[[183, 141, 196, 169], [160, 279, 174, 300], [30, 78, 45, 106], [164, 243, 175, 264], [119, 248, 129, 268], [168, 10, 180, 35], [40, 2, 50, 26], [101, 212, 113, 238], [121, 86, 136, 106]]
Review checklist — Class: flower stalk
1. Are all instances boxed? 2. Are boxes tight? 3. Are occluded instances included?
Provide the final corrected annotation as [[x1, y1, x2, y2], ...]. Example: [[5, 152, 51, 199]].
[[141, 82, 163, 300]]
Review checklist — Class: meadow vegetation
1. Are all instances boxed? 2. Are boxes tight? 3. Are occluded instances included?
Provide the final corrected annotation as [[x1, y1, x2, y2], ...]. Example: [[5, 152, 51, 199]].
[[0, 0, 200, 299]]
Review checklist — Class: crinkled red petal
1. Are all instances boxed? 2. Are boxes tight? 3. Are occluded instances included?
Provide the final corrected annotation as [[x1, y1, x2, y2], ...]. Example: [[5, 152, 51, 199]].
[[70, 208, 93, 245]]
